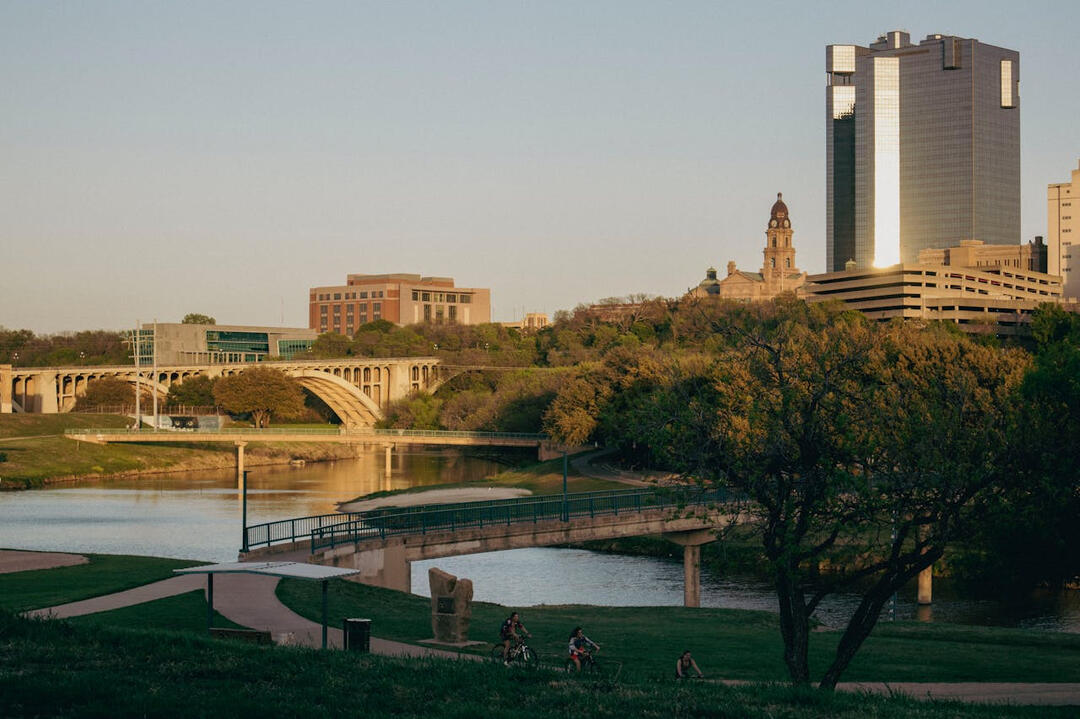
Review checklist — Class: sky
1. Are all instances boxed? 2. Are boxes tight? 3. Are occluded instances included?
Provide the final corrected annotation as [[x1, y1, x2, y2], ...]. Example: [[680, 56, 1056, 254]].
[[2, 0, 1078, 333]]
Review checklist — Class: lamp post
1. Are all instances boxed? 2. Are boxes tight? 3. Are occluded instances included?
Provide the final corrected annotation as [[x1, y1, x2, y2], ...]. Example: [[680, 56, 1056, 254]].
[[241, 470, 249, 553], [562, 451, 568, 522]]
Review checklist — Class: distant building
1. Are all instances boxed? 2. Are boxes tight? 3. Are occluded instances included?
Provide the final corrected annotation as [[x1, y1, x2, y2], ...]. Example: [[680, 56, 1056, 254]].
[[803, 262, 1062, 336], [501, 313, 549, 332], [309, 273, 492, 333], [1048, 159, 1080, 298], [142, 323, 317, 364], [917, 238, 1047, 274], [692, 193, 806, 301], [826, 32, 1020, 270]]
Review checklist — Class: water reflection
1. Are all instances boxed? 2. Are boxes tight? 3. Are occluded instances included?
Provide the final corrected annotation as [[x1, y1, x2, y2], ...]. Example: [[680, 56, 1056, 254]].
[[0, 448, 505, 562], [412, 548, 1080, 633], [2, 452, 1078, 633]]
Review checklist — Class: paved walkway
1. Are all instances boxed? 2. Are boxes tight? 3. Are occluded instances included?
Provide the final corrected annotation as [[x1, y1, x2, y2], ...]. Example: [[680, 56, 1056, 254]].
[[25, 568, 472, 660], [573, 449, 678, 487]]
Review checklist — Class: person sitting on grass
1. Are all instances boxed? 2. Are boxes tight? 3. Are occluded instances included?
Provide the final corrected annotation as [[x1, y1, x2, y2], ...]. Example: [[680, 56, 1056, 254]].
[[567, 626, 600, 671], [500, 611, 530, 664], [675, 650, 704, 679]]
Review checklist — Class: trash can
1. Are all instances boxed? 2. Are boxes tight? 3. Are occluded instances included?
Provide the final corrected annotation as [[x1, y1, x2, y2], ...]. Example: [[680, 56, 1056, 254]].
[[344, 618, 371, 652]]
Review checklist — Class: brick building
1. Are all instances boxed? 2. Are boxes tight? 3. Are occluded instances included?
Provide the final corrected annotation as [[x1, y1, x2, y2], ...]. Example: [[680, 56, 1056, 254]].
[[309, 273, 491, 334]]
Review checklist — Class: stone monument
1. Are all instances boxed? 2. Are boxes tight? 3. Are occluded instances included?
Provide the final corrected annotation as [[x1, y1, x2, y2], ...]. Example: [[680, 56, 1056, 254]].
[[428, 567, 473, 643]]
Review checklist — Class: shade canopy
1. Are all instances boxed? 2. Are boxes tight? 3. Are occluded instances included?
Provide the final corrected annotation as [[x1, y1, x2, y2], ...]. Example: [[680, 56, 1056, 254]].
[[175, 561, 361, 582]]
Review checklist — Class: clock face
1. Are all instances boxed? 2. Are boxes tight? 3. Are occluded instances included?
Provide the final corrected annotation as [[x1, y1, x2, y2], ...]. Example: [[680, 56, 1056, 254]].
[[769, 219, 778, 228], [783, 219, 790, 228]]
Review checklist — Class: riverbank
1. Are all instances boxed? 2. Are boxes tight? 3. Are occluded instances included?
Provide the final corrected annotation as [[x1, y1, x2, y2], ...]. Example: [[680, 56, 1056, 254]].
[[0, 414, 373, 489], [5, 553, 1080, 713]]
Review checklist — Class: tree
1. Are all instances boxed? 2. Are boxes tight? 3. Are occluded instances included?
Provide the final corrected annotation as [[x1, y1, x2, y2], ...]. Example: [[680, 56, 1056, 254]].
[[308, 332, 353, 358], [181, 314, 216, 325], [212, 367, 305, 428], [165, 375, 217, 408], [75, 377, 135, 410], [583, 299, 1027, 688], [379, 391, 443, 430]]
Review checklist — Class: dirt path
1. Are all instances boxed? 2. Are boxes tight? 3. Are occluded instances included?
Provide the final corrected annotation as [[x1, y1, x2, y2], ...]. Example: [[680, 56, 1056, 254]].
[[572, 449, 679, 487], [0, 549, 88, 574]]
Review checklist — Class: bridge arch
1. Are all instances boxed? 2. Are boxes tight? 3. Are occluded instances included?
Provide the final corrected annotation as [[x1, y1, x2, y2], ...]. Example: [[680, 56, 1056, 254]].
[[286, 369, 384, 428]]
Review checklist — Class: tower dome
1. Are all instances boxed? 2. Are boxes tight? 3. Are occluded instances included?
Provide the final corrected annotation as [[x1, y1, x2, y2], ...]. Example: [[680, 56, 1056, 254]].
[[769, 192, 791, 228], [770, 192, 789, 221]]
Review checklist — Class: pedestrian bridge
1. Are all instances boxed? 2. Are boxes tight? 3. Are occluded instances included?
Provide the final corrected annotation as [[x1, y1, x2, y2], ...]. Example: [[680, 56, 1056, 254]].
[[241, 488, 733, 607], [1, 357, 451, 427]]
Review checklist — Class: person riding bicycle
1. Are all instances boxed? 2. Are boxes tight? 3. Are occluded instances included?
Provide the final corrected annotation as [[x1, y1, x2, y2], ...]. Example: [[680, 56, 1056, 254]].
[[500, 612, 531, 664], [675, 649, 704, 679], [567, 626, 600, 672]]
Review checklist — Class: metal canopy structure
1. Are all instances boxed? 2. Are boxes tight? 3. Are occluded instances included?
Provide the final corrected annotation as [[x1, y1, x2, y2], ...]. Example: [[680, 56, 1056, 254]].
[[175, 562, 362, 649]]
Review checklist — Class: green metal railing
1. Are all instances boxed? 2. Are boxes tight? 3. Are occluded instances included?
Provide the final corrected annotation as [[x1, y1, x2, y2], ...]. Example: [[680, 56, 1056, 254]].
[[245, 511, 369, 550], [306, 487, 730, 553], [64, 427, 547, 441]]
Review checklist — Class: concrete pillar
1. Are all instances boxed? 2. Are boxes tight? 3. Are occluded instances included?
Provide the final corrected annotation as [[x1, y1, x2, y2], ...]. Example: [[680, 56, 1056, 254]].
[[683, 544, 702, 608], [917, 565, 932, 605], [36, 371, 59, 414], [236, 442, 247, 489], [663, 528, 713, 608], [384, 444, 393, 475], [0, 364, 11, 414]]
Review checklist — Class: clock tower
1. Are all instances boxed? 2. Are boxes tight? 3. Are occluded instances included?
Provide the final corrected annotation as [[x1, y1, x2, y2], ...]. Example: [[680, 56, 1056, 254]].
[[762, 192, 798, 288]]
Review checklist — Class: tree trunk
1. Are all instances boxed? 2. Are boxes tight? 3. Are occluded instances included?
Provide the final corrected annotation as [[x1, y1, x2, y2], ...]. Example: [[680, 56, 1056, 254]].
[[818, 586, 892, 690], [775, 567, 812, 684]]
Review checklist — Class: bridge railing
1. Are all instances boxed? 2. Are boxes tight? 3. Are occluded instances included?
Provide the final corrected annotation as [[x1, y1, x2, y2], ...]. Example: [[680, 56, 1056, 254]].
[[245, 511, 368, 550], [308, 487, 731, 553], [64, 427, 548, 441]]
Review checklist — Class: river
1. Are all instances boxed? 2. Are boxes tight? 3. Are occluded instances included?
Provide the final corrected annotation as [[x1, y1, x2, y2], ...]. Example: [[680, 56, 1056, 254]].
[[2, 449, 1077, 632]]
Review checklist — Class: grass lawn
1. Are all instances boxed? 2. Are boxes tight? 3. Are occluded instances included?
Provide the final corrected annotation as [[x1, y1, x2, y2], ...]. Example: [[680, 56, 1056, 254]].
[[344, 453, 627, 505], [276, 579, 1080, 685], [67, 590, 247, 633], [1, 611, 1072, 718], [0, 413, 130, 440], [0, 552, 200, 612]]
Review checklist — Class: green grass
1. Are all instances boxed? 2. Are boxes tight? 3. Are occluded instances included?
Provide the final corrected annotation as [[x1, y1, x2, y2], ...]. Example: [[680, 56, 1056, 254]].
[[0, 413, 130, 440], [0, 413, 363, 487], [276, 579, 1080, 685], [0, 552, 200, 612], [67, 590, 248, 633], [0, 610, 1072, 718]]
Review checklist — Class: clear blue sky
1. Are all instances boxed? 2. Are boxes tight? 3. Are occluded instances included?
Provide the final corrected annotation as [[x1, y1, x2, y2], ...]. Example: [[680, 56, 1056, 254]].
[[2, 1, 1077, 333]]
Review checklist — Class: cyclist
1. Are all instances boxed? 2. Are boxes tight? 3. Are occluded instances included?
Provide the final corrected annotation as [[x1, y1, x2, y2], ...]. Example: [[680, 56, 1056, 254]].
[[567, 626, 600, 672], [675, 650, 704, 679], [500, 612, 531, 664]]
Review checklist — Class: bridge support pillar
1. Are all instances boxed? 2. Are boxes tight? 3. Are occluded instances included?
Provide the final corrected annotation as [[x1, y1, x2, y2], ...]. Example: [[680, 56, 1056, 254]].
[[663, 529, 714, 608], [236, 442, 247, 489], [1, 364, 11, 414], [385, 444, 393, 476], [917, 565, 932, 605]]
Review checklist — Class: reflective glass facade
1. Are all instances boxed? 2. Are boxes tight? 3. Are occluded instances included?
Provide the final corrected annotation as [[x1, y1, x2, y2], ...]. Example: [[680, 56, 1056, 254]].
[[826, 33, 1020, 271]]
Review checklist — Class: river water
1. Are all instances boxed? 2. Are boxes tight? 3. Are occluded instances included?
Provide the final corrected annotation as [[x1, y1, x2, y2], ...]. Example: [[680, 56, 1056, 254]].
[[2, 449, 1077, 632]]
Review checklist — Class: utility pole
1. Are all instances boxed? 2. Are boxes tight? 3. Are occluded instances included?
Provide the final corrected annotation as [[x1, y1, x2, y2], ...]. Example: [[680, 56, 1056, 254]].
[[133, 320, 141, 431], [152, 319, 158, 429]]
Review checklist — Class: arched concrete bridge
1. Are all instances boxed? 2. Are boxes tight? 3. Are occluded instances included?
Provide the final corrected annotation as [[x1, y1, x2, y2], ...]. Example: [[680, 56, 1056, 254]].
[[242, 489, 733, 607], [1, 357, 454, 426]]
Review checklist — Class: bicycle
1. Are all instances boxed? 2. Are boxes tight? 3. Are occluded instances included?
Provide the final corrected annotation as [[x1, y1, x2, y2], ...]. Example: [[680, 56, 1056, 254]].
[[491, 638, 537, 667], [565, 648, 601, 675]]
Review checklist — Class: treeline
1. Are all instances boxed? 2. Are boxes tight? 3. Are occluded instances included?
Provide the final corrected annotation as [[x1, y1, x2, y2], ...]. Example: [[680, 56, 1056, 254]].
[[0, 328, 129, 367]]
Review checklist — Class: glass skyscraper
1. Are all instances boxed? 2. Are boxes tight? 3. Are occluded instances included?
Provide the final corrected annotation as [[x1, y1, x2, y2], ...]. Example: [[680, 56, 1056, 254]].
[[826, 31, 1020, 271]]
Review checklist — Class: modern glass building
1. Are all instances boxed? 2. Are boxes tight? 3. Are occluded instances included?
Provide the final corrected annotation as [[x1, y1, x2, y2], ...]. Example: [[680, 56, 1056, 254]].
[[826, 31, 1020, 271]]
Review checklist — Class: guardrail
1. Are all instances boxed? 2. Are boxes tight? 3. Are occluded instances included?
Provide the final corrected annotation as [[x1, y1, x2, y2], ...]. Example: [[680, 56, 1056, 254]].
[[245, 511, 367, 550], [309, 487, 731, 553], [64, 428, 548, 441]]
